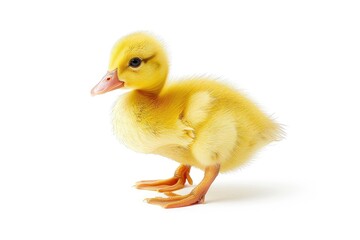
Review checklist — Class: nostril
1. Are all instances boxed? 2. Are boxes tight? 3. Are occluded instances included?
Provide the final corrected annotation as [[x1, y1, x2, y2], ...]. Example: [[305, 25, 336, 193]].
[[106, 77, 111, 81]]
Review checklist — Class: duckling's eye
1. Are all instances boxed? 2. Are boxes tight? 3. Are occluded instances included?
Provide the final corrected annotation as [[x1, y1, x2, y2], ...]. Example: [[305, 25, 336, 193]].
[[129, 57, 142, 68]]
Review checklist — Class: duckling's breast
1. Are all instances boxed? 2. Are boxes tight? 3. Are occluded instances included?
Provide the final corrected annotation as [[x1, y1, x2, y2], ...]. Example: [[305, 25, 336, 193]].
[[112, 95, 158, 153], [112, 93, 192, 154]]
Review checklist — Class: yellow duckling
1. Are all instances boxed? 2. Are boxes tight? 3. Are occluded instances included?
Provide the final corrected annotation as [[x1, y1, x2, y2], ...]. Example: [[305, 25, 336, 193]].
[[91, 32, 282, 208]]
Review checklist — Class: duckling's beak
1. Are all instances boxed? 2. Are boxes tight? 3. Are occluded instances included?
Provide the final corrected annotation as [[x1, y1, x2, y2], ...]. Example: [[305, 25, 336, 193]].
[[91, 69, 124, 96]]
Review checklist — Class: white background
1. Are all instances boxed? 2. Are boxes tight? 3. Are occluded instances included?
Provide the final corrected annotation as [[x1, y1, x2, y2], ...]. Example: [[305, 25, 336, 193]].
[[1, 0, 359, 239]]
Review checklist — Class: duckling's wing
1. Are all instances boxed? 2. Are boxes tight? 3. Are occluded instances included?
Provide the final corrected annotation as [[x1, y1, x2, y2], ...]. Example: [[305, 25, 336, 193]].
[[182, 91, 214, 127]]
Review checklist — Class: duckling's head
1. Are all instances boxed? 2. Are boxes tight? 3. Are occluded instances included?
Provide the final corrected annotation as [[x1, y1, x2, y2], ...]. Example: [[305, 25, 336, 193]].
[[91, 32, 169, 96]]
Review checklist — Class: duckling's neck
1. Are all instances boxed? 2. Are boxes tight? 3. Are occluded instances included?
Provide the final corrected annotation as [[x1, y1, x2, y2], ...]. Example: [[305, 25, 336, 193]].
[[137, 79, 167, 97], [136, 89, 160, 99]]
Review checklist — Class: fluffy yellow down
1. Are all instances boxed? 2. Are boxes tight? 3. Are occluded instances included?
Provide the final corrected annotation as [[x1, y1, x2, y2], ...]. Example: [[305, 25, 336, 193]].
[[111, 32, 282, 172]]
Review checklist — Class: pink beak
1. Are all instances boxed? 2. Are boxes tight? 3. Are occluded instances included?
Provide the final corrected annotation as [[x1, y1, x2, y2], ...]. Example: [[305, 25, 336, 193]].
[[91, 69, 124, 96]]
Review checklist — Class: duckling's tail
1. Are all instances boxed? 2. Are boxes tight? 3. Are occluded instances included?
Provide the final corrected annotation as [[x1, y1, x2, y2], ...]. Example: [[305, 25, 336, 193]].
[[261, 121, 285, 143]]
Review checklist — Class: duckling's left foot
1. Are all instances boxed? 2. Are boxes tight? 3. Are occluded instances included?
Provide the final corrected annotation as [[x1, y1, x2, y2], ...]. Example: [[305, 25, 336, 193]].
[[145, 164, 220, 208], [135, 165, 192, 192]]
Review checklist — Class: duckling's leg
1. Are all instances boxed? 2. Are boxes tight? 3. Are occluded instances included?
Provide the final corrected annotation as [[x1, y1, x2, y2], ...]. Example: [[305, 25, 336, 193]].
[[135, 165, 193, 192], [146, 164, 220, 208]]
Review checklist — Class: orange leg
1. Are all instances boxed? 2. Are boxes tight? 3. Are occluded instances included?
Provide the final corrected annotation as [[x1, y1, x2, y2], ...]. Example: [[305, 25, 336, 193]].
[[146, 164, 220, 208], [135, 165, 193, 192]]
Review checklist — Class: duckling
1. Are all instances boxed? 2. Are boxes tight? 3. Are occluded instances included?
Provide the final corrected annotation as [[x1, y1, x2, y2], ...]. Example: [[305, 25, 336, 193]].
[[91, 32, 282, 208]]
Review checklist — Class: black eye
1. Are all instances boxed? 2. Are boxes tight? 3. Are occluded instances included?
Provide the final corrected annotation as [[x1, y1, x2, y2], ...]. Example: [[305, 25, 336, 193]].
[[129, 57, 142, 68]]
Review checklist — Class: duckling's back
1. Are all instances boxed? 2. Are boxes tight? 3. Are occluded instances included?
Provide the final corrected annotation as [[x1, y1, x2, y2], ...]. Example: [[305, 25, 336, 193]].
[[161, 78, 282, 172]]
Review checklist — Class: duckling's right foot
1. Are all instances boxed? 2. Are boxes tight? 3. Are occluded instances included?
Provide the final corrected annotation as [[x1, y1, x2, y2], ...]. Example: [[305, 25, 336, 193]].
[[135, 165, 192, 192]]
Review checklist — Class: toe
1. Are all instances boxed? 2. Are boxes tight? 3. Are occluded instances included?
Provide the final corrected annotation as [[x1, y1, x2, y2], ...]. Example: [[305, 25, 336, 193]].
[[145, 193, 205, 208]]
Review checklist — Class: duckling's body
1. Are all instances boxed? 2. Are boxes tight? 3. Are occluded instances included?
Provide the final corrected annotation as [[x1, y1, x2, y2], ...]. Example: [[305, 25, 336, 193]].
[[91, 32, 282, 208], [113, 79, 279, 172]]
